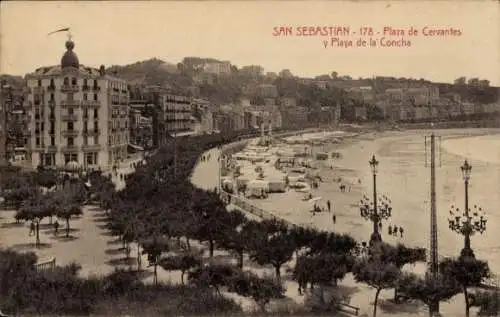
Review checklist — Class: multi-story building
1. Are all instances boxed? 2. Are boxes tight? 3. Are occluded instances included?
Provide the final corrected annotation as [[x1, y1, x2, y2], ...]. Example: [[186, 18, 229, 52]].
[[161, 94, 194, 133], [279, 97, 297, 108], [203, 61, 232, 75], [24, 39, 129, 170], [256, 84, 278, 99]]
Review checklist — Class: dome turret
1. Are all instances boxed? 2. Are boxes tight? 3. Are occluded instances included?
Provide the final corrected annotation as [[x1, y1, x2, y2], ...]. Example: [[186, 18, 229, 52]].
[[61, 40, 79, 69]]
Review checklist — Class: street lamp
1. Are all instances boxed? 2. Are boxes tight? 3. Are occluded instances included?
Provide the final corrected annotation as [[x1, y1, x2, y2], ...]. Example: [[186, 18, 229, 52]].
[[448, 160, 487, 258], [359, 155, 393, 245]]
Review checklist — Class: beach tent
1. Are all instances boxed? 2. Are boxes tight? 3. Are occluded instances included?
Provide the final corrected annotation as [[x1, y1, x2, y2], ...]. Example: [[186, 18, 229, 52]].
[[247, 180, 270, 198], [268, 178, 286, 193]]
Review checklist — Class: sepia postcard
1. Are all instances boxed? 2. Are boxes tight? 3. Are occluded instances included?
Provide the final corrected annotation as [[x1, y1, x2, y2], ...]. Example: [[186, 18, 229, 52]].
[[0, 1, 499, 317]]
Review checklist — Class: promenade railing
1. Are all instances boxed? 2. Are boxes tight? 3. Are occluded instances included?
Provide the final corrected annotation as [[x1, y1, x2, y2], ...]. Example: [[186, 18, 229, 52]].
[[35, 256, 56, 271]]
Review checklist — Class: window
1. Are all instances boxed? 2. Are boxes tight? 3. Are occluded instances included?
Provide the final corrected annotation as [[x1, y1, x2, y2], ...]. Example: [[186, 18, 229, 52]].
[[83, 136, 88, 145], [64, 77, 69, 85], [64, 154, 71, 164], [50, 93, 55, 101], [86, 153, 93, 166], [50, 137, 55, 146], [71, 78, 77, 86], [50, 79, 54, 86], [67, 137, 74, 146], [83, 121, 88, 132], [37, 80, 42, 87], [93, 121, 98, 130], [36, 137, 40, 146], [83, 93, 88, 100], [41, 122, 44, 131], [68, 108, 74, 115], [94, 109, 98, 118], [68, 122, 74, 130], [94, 135, 98, 144], [83, 79, 88, 86], [93, 93, 98, 101]]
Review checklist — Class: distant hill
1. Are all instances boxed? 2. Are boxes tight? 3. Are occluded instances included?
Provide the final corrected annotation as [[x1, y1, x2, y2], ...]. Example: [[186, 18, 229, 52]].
[[107, 58, 194, 93]]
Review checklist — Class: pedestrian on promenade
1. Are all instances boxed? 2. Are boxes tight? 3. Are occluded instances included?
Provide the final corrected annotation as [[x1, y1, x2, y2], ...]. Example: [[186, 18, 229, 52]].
[[54, 219, 59, 236], [393, 226, 399, 236], [399, 226, 404, 238], [388, 225, 393, 236], [327, 200, 331, 212], [332, 214, 336, 224], [29, 222, 35, 236], [379, 221, 382, 229]]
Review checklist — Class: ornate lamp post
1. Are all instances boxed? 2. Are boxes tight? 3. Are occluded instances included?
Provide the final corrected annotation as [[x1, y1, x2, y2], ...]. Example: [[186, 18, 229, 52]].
[[448, 160, 487, 258], [359, 155, 393, 245]]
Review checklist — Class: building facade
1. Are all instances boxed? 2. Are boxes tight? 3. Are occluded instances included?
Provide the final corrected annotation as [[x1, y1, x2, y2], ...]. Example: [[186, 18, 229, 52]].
[[25, 39, 129, 171], [161, 94, 194, 133]]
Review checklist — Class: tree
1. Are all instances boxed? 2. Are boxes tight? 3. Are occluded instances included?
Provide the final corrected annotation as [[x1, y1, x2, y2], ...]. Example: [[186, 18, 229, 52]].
[[54, 193, 83, 238], [440, 256, 491, 317], [188, 264, 239, 296], [216, 210, 250, 269], [386, 244, 427, 301], [331, 71, 338, 79], [192, 189, 234, 257], [16, 192, 52, 246], [141, 235, 170, 285], [470, 289, 500, 316], [454, 77, 467, 85], [229, 272, 285, 312], [159, 252, 202, 284], [398, 273, 460, 317], [248, 224, 296, 282], [352, 244, 401, 317], [294, 253, 354, 300]]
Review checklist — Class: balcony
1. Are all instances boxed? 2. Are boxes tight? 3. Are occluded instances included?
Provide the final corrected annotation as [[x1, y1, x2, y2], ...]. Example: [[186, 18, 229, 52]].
[[48, 115, 56, 121], [82, 100, 100, 107], [83, 129, 100, 136], [61, 114, 78, 121], [82, 144, 101, 151], [60, 100, 80, 108], [61, 85, 79, 93], [47, 85, 56, 92], [47, 145, 58, 152], [91, 86, 101, 92], [32, 86, 43, 93], [62, 130, 79, 137], [82, 85, 90, 91], [48, 100, 56, 107], [61, 145, 79, 152]]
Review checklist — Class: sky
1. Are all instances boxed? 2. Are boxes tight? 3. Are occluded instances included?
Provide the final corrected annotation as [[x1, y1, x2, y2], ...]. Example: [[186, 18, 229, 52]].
[[1, 1, 499, 85]]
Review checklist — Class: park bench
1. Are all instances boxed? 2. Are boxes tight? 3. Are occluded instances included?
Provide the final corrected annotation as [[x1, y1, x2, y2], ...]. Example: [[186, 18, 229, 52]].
[[337, 302, 360, 316]]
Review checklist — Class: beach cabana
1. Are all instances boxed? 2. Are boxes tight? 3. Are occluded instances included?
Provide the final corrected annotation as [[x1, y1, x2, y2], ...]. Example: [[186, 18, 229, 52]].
[[268, 178, 287, 193], [246, 180, 269, 198]]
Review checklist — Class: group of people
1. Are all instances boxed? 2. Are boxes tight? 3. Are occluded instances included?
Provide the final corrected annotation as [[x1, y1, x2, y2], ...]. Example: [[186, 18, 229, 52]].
[[200, 153, 212, 162], [388, 225, 404, 238], [28, 219, 61, 237]]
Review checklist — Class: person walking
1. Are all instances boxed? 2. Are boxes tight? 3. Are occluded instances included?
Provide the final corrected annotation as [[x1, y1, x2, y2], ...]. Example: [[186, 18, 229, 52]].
[[332, 214, 336, 224], [399, 226, 404, 238], [54, 219, 59, 236], [29, 222, 35, 236], [327, 200, 331, 212], [393, 226, 399, 236]]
